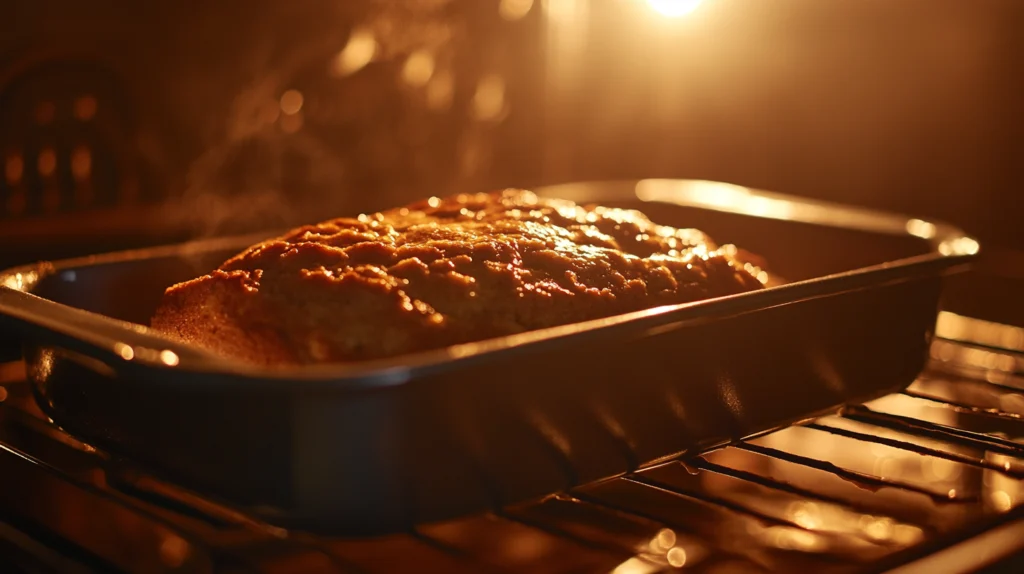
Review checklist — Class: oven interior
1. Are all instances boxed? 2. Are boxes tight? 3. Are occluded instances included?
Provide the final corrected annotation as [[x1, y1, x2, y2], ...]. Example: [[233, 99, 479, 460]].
[[2, 0, 1024, 572]]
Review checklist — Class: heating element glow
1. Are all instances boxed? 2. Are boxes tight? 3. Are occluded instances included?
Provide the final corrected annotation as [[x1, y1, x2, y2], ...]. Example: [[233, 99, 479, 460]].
[[646, 0, 704, 17]]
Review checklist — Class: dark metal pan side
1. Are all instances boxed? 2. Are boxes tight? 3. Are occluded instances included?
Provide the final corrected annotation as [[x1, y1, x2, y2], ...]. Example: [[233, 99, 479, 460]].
[[0, 179, 977, 533]]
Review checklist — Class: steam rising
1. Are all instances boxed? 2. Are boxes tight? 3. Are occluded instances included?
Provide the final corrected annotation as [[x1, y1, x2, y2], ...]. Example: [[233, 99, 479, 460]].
[[174, 0, 462, 240]]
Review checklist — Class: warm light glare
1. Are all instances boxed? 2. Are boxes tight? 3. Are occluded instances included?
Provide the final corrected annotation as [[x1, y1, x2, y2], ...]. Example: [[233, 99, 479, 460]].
[[992, 490, 1013, 512], [935, 311, 1024, 352], [332, 28, 377, 77], [279, 89, 304, 115], [160, 350, 180, 367], [666, 547, 687, 568], [115, 343, 135, 361], [905, 218, 937, 239], [646, 0, 704, 17], [402, 50, 435, 87], [611, 557, 662, 574], [938, 236, 980, 256]]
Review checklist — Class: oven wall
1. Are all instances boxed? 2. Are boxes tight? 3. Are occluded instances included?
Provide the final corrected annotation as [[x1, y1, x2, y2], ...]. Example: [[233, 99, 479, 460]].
[[528, 0, 1024, 249], [1, 0, 1021, 267]]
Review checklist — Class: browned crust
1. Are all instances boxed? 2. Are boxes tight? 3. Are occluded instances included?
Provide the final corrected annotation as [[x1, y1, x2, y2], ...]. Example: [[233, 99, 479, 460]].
[[151, 190, 767, 365]]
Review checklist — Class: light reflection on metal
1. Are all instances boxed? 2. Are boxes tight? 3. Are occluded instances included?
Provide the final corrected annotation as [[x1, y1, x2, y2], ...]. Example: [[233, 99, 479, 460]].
[[611, 556, 662, 574], [591, 402, 632, 451], [809, 352, 848, 395], [984, 450, 1023, 516], [936, 311, 1024, 352], [666, 546, 687, 567], [892, 524, 925, 546], [526, 408, 572, 457], [906, 218, 938, 239], [740, 261, 769, 286], [649, 527, 675, 552], [930, 339, 1022, 380], [862, 516, 895, 542], [36, 349, 55, 381], [638, 180, 784, 217], [1000, 393, 1024, 414], [2, 271, 37, 290], [332, 27, 377, 77], [788, 501, 822, 530], [634, 180, 978, 251], [991, 490, 1013, 512], [665, 389, 687, 421], [114, 342, 135, 361], [160, 350, 180, 367], [939, 236, 980, 256], [646, 0, 705, 18], [765, 526, 825, 552]]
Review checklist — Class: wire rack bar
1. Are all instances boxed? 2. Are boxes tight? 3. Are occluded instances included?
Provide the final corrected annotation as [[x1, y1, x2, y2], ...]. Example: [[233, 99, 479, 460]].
[[804, 422, 1024, 479], [732, 443, 975, 503], [840, 405, 1024, 457]]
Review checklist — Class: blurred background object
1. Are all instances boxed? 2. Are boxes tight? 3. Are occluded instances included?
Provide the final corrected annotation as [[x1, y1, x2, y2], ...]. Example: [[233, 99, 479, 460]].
[[0, 0, 1021, 263]]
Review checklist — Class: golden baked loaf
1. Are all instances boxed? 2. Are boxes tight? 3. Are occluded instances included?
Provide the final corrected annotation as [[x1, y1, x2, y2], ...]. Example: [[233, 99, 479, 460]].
[[151, 189, 766, 365]]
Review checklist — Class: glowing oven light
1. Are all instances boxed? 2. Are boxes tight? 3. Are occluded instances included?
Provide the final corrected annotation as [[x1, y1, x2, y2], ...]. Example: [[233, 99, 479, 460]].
[[646, 0, 705, 17]]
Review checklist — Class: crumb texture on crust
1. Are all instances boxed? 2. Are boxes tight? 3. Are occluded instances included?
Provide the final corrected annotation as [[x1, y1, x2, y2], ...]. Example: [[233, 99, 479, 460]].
[[151, 189, 767, 365]]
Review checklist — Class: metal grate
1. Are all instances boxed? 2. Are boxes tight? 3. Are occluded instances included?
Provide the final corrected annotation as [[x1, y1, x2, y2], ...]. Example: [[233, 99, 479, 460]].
[[1, 311, 1024, 573]]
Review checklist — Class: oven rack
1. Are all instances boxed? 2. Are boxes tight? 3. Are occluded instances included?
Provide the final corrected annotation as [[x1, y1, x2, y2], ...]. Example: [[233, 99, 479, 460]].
[[0, 311, 1023, 573]]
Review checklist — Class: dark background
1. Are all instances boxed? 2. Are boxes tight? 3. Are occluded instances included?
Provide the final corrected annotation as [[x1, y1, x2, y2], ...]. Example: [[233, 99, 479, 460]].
[[1, 0, 1022, 266]]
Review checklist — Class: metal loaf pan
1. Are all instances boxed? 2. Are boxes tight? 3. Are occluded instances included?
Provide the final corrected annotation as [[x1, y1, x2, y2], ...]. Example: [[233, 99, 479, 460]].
[[0, 179, 978, 534]]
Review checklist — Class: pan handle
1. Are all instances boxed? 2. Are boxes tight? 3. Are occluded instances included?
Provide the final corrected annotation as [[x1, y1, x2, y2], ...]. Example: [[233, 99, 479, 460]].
[[0, 287, 228, 372]]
